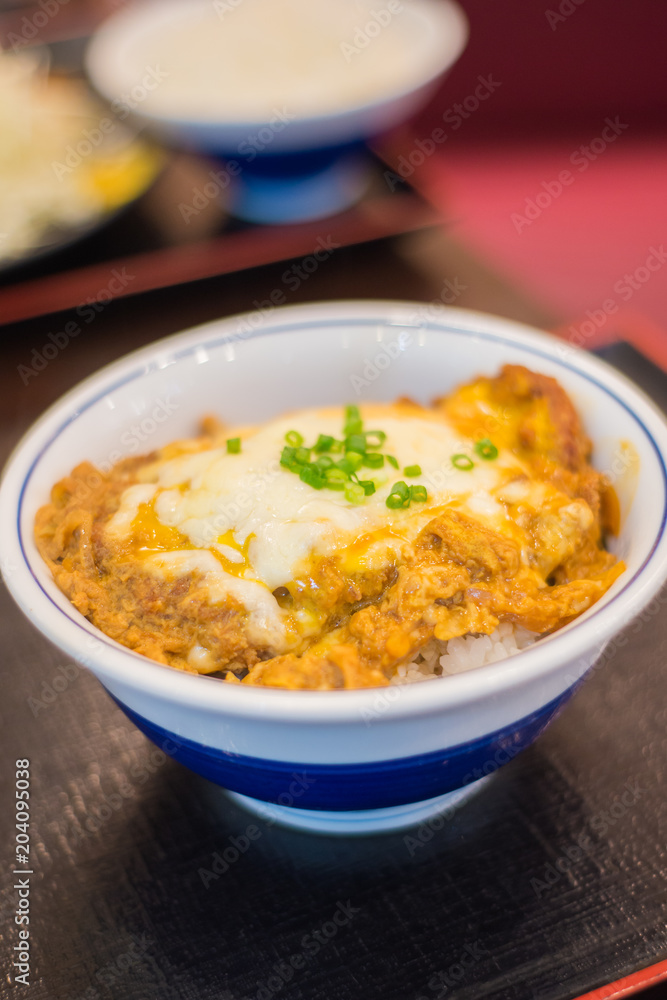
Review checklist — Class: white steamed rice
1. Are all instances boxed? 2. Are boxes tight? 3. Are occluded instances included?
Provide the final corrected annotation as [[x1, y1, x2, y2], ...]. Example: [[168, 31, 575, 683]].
[[390, 623, 537, 684]]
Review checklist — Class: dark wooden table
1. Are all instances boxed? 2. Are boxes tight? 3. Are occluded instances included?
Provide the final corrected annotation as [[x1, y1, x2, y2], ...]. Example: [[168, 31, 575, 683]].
[[1, 233, 666, 1000]]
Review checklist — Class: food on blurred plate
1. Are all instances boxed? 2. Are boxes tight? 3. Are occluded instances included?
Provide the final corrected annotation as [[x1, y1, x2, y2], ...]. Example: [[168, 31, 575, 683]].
[[108, 0, 450, 121], [35, 366, 624, 690], [0, 50, 160, 265]]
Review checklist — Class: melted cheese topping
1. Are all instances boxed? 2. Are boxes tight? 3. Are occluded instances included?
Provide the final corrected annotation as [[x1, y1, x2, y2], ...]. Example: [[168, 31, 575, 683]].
[[105, 405, 555, 652]]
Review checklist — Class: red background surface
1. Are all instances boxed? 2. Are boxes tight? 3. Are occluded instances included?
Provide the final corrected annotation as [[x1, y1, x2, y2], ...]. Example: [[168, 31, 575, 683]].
[[395, 0, 667, 334]]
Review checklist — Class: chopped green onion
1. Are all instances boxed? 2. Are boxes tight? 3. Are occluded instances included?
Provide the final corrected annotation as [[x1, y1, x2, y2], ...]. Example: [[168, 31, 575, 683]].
[[226, 437, 241, 454], [314, 434, 335, 453], [277, 410, 391, 505], [344, 482, 366, 504], [345, 433, 367, 455], [344, 405, 362, 436], [387, 492, 409, 509], [391, 480, 410, 499], [364, 430, 386, 450], [281, 445, 310, 470], [403, 464, 422, 477], [338, 453, 363, 474], [452, 454, 474, 471], [299, 465, 324, 489], [409, 484, 428, 503], [474, 438, 499, 461], [325, 467, 348, 485], [386, 480, 411, 509]]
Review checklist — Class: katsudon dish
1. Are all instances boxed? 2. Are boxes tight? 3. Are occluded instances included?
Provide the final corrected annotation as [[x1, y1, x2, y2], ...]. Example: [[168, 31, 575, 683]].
[[35, 365, 624, 690]]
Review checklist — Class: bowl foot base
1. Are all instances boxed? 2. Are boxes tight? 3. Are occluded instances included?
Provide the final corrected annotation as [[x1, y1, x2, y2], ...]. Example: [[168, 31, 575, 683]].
[[228, 151, 371, 224], [225, 777, 491, 836]]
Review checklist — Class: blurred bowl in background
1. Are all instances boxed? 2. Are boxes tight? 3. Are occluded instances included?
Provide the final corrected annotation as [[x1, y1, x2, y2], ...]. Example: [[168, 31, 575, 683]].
[[85, 0, 468, 223]]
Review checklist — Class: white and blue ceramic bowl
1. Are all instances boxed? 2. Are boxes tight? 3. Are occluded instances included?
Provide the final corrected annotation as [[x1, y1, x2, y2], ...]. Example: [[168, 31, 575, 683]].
[[85, 0, 468, 223], [2, 302, 666, 834]]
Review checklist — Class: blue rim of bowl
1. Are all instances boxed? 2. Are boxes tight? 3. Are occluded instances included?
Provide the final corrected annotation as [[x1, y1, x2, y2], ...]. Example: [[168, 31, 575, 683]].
[[112, 684, 574, 809], [12, 311, 667, 710]]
